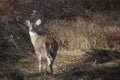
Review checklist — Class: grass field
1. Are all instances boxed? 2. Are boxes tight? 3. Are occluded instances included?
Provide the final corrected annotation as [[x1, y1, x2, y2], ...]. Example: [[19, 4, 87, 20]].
[[0, 0, 120, 80]]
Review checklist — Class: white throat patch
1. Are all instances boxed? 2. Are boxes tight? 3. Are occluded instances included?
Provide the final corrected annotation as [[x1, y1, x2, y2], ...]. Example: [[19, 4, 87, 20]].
[[29, 31, 36, 36]]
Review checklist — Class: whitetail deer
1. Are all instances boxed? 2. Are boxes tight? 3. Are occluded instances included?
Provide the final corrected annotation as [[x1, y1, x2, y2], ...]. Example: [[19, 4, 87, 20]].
[[25, 19, 58, 75]]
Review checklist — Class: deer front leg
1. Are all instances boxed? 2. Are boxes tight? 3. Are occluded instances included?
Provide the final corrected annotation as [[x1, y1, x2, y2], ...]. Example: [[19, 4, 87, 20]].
[[39, 61, 41, 72], [35, 51, 42, 72], [38, 55, 42, 72]]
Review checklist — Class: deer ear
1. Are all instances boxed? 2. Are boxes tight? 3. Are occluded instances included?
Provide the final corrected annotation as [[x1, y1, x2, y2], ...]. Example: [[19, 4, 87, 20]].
[[35, 19, 41, 26], [25, 20, 31, 27]]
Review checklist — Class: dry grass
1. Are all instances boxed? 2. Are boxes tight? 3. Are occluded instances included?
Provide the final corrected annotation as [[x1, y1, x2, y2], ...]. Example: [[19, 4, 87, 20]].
[[0, 0, 120, 80], [0, 49, 120, 80], [47, 16, 120, 52]]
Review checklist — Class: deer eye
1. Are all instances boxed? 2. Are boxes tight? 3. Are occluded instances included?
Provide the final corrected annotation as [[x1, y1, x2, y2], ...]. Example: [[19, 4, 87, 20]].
[[34, 26, 37, 28], [33, 23, 37, 28]]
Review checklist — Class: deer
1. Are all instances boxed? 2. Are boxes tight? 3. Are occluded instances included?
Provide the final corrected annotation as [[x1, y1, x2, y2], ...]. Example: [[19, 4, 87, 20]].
[[25, 18, 58, 75]]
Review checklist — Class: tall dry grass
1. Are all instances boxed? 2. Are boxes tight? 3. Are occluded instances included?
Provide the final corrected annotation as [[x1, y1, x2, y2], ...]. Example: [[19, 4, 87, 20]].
[[0, 0, 120, 53], [45, 13, 120, 54]]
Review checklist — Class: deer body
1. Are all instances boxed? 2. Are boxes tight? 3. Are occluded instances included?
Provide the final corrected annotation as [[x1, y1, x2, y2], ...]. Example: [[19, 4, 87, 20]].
[[26, 19, 58, 74]]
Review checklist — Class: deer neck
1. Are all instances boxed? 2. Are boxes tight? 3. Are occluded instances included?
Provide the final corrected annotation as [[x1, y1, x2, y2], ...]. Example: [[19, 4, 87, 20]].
[[29, 30, 39, 47]]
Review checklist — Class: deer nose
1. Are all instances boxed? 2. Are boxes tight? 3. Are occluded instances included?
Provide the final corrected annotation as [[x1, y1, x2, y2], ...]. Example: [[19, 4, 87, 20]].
[[31, 29, 34, 32], [30, 27, 35, 32]]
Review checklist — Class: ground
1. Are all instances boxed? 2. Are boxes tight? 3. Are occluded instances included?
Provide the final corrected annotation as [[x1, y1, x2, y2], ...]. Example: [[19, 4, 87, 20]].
[[0, 49, 120, 80]]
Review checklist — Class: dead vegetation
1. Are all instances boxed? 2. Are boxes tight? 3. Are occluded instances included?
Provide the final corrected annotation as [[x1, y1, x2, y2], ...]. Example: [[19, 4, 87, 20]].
[[0, 0, 120, 80]]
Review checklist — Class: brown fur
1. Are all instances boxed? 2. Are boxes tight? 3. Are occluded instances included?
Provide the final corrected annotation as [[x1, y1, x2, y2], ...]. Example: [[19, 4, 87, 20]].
[[26, 19, 58, 74]]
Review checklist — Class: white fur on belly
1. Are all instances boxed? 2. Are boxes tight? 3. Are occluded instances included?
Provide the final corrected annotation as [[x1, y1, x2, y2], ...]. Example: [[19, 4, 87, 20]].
[[29, 31, 36, 36]]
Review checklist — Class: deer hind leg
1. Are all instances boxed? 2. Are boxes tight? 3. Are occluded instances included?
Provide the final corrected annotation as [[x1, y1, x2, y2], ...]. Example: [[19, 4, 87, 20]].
[[46, 47, 53, 74], [49, 54, 56, 75], [46, 55, 52, 74], [50, 59, 54, 75], [49, 43, 58, 75], [49, 51, 57, 75]]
